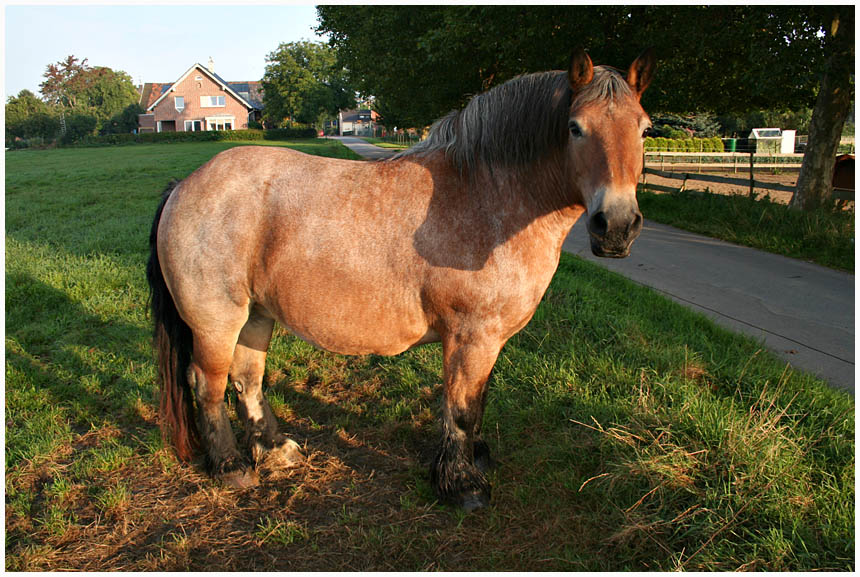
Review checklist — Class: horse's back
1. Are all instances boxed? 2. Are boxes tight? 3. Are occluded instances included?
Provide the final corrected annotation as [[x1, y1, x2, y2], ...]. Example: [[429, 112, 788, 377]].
[[160, 145, 438, 355]]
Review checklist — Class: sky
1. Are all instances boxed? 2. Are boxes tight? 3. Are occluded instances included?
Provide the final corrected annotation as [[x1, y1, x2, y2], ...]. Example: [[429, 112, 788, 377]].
[[3, 3, 326, 99]]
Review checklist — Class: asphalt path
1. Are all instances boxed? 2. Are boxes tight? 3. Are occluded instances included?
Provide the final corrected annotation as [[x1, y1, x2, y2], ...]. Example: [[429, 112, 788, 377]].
[[336, 136, 855, 393]]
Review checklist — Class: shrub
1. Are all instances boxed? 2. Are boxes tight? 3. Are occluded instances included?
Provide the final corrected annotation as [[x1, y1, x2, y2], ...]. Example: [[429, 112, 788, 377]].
[[61, 114, 98, 144], [70, 126, 319, 147], [711, 136, 724, 152]]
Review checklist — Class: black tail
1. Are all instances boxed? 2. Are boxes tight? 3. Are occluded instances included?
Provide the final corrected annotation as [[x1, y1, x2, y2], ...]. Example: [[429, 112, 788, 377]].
[[146, 180, 199, 461]]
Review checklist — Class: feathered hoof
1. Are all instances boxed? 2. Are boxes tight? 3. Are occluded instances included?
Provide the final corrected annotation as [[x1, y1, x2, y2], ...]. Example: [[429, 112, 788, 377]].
[[263, 437, 304, 469], [458, 488, 491, 512], [219, 467, 259, 488]]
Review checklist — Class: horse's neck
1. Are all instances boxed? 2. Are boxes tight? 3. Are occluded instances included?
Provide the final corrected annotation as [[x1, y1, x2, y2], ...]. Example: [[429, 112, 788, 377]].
[[484, 154, 585, 241]]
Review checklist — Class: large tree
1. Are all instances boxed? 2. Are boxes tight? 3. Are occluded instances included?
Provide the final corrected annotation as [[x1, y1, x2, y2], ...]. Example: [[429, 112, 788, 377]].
[[39, 55, 139, 132], [317, 6, 850, 208], [261, 41, 355, 127], [790, 7, 854, 210], [5, 90, 61, 142]]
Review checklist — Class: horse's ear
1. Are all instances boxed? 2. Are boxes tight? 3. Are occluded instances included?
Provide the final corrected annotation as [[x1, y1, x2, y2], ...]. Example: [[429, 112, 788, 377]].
[[568, 48, 594, 90], [627, 47, 656, 98]]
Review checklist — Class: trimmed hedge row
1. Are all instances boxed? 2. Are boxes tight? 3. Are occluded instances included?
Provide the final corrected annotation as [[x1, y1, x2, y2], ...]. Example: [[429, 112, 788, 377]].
[[73, 127, 318, 147], [644, 136, 725, 153]]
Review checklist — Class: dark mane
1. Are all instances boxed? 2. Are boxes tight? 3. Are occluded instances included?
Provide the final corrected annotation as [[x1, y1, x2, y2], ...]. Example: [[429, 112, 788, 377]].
[[395, 66, 632, 174]]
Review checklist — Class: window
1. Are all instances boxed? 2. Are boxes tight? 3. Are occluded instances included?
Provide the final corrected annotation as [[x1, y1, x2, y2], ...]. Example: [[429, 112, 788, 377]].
[[174, 96, 184, 111], [200, 95, 226, 107], [184, 120, 202, 132], [206, 117, 234, 131]]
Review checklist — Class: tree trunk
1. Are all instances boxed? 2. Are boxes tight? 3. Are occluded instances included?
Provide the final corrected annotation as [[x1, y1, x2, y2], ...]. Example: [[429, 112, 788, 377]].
[[790, 10, 854, 211]]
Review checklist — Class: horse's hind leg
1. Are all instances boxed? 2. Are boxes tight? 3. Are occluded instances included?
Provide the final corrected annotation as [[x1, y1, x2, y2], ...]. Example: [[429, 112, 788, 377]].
[[189, 331, 259, 488], [231, 309, 302, 468], [432, 335, 503, 511]]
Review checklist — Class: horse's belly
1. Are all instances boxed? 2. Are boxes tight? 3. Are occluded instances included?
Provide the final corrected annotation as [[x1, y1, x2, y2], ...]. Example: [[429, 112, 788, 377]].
[[262, 283, 436, 356]]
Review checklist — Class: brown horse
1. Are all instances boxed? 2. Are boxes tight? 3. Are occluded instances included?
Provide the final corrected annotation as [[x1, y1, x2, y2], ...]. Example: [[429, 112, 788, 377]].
[[146, 48, 655, 510]]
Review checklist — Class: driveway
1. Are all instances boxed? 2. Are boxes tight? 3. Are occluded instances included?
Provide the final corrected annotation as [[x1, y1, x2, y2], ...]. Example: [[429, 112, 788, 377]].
[[329, 136, 399, 160]]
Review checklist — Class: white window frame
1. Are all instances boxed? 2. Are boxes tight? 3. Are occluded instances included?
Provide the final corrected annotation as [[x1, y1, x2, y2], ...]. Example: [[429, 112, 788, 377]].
[[174, 96, 184, 111], [205, 116, 235, 131], [200, 95, 226, 108], [184, 120, 202, 132]]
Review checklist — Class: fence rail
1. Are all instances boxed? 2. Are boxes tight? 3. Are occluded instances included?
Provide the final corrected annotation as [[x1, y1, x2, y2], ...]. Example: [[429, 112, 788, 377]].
[[641, 167, 796, 195], [644, 151, 804, 173]]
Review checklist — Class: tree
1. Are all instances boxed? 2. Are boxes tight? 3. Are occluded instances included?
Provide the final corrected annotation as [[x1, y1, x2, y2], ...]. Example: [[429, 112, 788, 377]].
[[5, 90, 56, 141], [317, 6, 849, 209], [102, 103, 145, 135], [39, 55, 139, 133], [261, 41, 355, 128], [40, 55, 90, 109], [790, 7, 854, 210], [6, 90, 49, 141]]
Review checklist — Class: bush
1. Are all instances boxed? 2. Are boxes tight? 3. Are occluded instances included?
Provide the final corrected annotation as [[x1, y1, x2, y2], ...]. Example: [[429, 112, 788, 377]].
[[61, 113, 98, 144], [71, 126, 319, 147], [711, 136, 724, 152]]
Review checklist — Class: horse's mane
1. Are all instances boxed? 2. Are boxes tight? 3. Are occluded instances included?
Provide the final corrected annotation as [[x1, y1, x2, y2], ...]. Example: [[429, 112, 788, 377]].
[[395, 66, 632, 174]]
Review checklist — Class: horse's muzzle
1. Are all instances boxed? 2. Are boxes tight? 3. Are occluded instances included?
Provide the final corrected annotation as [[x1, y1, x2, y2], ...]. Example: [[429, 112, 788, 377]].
[[587, 209, 643, 258]]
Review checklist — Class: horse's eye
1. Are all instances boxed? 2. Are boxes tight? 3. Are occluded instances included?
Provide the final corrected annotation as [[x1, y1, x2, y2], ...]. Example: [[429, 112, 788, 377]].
[[569, 121, 583, 137], [642, 127, 653, 139]]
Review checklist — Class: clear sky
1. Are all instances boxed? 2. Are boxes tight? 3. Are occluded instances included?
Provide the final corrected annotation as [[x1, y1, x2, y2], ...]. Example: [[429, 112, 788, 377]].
[[4, 3, 325, 99]]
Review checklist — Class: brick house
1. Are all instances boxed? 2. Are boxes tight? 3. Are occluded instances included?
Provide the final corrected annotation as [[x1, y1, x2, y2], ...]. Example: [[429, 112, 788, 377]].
[[138, 59, 263, 133]]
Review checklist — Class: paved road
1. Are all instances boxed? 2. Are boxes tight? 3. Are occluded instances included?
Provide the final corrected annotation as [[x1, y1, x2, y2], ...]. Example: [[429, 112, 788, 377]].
[[330, 135, 399, 160], [338, 137, 855, 393], [564, 221, 854, 393]]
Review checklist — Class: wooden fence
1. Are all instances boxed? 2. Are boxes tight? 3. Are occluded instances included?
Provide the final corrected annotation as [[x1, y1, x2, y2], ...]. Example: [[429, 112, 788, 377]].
[[640, 152, 854, 204], [644, 151, 803, 173]]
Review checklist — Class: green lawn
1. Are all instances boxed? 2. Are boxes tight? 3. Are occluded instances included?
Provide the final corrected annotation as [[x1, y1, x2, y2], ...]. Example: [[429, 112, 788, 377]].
[[5, 140, 854, 571]]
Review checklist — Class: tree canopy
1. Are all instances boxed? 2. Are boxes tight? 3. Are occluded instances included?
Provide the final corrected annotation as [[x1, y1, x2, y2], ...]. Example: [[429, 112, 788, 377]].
[[261, 41, 355, 128], [39, 55, 139, 132], [316, 6, 835, 127]]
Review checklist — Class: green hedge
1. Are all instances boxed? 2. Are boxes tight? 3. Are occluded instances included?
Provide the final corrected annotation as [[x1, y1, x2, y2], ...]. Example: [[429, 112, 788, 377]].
[[645, 136, 724, 153], [72, 127, 318, 147]]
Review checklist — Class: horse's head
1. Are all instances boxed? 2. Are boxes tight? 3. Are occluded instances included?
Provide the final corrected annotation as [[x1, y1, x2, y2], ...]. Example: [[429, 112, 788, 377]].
[[566, 48, 655, 258]]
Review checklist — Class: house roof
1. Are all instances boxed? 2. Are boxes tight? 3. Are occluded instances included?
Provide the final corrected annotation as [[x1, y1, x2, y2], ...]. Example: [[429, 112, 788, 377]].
[[143, 63, 263, 112], [340, 109, 378, 123]]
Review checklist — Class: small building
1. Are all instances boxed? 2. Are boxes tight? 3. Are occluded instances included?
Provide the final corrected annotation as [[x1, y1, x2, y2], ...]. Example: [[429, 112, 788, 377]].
[[138, 58, 263, 133], [749, 128, 796, 154], [338, 109, 380, 137]]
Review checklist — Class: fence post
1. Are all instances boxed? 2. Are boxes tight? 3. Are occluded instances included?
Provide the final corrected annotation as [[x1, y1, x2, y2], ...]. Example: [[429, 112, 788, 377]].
[[749, 151, 755, 197]]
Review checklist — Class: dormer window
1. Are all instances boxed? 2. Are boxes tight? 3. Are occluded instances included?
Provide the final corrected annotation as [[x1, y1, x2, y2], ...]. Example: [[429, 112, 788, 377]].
[[201, 95, 226, 107], [174, 96, 185, 111]]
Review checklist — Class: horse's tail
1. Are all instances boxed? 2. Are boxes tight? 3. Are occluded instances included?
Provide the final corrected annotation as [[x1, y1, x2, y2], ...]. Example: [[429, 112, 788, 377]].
[[146, 180, 199, 461]]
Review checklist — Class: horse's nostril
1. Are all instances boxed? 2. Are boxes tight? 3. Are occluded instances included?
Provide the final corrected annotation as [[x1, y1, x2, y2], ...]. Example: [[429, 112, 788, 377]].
[[631, 211, 643, 232], [589, 211, 609, 238]]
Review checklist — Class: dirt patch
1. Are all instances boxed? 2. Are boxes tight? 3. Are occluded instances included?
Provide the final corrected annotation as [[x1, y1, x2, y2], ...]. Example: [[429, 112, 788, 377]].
[[642, 171, 799, 204]]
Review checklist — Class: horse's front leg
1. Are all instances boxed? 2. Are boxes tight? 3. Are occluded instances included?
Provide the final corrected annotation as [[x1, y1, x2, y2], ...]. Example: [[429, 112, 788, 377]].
[[431, 336, 502, 510]]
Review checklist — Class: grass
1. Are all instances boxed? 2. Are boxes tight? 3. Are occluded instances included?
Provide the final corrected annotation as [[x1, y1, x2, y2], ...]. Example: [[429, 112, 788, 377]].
[[638, 188, 855, 272], [5, 140, 854, 571]]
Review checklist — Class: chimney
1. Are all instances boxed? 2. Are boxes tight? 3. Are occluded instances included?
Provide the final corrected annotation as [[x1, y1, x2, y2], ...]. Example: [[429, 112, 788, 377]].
[[207, 57, 214, 74]]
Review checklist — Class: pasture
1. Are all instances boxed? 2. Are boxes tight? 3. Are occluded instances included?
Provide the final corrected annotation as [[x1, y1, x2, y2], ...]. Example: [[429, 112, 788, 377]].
[[5, 141, 854, 570]]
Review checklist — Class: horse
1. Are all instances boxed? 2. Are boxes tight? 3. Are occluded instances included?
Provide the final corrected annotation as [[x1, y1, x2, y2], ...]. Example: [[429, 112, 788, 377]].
[[832, 154, 855, 209], [146, 48, 655, 510]]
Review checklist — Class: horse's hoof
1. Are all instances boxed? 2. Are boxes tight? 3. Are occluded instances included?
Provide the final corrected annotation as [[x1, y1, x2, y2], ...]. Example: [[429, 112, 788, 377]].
[[260, 437, 304, 469], [459, 489, 491, 512], [220, 467, 260, 489]]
